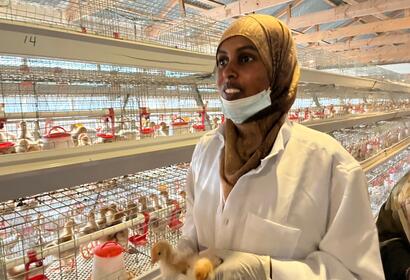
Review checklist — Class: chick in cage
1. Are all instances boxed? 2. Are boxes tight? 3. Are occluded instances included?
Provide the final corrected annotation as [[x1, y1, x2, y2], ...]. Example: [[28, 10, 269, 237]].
[[71, 124, 91, 146], [15, 121, 42, 153]]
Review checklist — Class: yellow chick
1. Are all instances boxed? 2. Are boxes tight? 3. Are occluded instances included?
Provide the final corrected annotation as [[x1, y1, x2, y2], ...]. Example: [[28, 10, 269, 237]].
[[151, 240, 190, 279], [193, 257, 215, 280], [46, 219, 76, 268], [96, 206, 109, 230], [79, 211, 98, 236], [151, 240, 216, 280]]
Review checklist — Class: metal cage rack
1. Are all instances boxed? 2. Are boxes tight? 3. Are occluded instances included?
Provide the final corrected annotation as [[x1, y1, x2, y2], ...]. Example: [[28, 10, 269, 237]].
[[366, 147, 410, 215], [0, 162, 189, 280], [1, 55, 409, 156]]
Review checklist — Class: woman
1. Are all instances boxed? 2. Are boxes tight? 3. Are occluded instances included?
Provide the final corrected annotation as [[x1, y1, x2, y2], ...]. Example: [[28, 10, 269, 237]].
[[376, 173, 410, 280], [180, 14, 384, 279]]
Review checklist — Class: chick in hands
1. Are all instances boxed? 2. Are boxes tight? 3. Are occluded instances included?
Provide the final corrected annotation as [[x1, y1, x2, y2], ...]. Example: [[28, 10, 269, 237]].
[[151, 240, 219, 280]]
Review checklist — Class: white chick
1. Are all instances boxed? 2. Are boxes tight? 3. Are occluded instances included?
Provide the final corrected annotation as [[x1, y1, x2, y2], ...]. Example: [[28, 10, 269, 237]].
[[138, 196, 154, 212], [150, 213, 167, 243], [46, 219, 76, 268], [78, 212, 98, 236], [32, 120, 41, 141], [77, 132, 91, 146], [151, 240, 217, 280], [96, 206, 109, 230], [150, 194, 162, 211]]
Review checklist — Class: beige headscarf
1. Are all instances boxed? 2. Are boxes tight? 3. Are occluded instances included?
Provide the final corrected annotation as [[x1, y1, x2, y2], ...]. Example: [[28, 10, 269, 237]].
[[218, 15, 300, 199]]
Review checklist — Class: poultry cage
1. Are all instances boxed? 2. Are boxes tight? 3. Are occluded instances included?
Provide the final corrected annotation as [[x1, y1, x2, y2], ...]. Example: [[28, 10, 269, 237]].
[[0, 55, 224, 154], [0, 0, 225, 54], [0, 142, 409, 279], [1, 54, 409, 155], [0, 163, 189, 280]]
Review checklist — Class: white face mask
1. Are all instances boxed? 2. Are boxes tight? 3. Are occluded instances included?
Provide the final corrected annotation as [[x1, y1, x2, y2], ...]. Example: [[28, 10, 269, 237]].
[[220, 88, 271, 124]]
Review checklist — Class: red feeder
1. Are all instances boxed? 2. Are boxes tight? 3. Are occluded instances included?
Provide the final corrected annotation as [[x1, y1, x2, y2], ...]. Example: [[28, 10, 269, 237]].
[[128, 212, 149, 246], [140, 127, 155, 135], [168, 200, 183, 231], [25, 250, 48, 280], [97, 108, 115, 141], [171, 117, 188, 127], [0, 142, 14, 151]]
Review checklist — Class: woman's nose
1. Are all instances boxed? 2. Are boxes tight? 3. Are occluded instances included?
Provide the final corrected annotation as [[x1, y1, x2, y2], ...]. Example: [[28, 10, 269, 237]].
[[222, 62, 238, 80]]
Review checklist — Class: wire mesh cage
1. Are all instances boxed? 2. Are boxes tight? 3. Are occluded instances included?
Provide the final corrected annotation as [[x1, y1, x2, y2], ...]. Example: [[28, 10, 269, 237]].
[[0, 162, 189, 280], [366, 147, 410, 215], [289, 84, 410, 123], [0, 0, 226, 54], [331, 117, 410, 162], [0, 55, 223, 154]]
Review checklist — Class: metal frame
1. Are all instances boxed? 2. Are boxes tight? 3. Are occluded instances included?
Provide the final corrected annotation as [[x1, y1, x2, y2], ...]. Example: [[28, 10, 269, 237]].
[[1, 109, 410, 201]]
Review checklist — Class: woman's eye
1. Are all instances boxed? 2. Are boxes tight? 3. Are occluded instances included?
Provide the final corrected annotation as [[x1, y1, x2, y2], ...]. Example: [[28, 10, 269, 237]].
[[239, 55, 254, 64], [217, 57, 228, 67]]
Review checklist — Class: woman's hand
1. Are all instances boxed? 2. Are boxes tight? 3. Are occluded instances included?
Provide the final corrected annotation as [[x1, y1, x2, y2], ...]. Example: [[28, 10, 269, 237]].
[[211, 249, 271, 280]]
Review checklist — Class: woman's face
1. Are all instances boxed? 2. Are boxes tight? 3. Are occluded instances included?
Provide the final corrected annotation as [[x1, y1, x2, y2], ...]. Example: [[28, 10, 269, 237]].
[[216, 36, 270, 101]]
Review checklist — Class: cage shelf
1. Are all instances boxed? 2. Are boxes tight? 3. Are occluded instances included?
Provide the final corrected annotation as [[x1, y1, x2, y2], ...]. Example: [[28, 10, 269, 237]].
[[1, 110, 409, 201], [1, 18, 410, 95]]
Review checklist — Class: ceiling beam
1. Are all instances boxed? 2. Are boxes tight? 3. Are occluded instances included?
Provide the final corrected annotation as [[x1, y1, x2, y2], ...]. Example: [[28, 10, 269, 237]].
[[194, 0, 222, 8], [294, 16, 410, 43], [342, 0, 389, 20], [179, 0, 186, 16], [287, 0, 410, 29], [316, 33, 410, 51], [202, 0, 293, 21], [353, 54, 410, 66], [185, 3, 207, 12], [145, 0, 180, 37], [341, 43, 410, 63], [1, 1, 62, 22], [274, 0, 304, 19], [65, 0, 117, 22]]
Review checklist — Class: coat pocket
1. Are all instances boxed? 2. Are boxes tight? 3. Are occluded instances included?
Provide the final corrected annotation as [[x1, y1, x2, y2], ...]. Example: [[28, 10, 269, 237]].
[[239, 212, 301, 259]]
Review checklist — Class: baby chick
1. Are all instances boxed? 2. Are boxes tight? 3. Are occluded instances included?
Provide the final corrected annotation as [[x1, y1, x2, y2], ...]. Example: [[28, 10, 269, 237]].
[[96, 206, 109, 230], [78, 211, 98, 236], [193, 258, 216, 280], [138, 196, 154, 212], [151, 240, 190, 279], [151, 240, 216, 280], [125, 202, 140, 221], [54, 218, 75, 244], [150, 213, 167, 243], [46, 218, 76, 268], [150, 194, 162, 210]]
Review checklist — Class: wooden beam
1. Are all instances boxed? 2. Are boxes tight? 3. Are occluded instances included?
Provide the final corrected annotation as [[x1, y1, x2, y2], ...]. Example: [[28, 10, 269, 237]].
[[294, 16, 410, 43], [194, 0, 221, 8], [145, 0, 179, 37], [185, 3, 207, 12], [65, 0, 116, 22], [178, 0, 186, 16], [354, 55, 410, 66], [202, 0, 293, 21], [317, 33, 410, 51], [274, 0, 304, 18], [1, 1, 62, 22], [405, 9, 410, 17], [342, 0, 389, 20], [341, 43, 410, 63], [158, 0, 179, 18], [287, 0, 410, 29]]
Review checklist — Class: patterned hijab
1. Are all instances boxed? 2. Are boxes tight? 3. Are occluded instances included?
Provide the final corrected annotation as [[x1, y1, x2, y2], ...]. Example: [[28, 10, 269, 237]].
[[218, 15, 300, 199]]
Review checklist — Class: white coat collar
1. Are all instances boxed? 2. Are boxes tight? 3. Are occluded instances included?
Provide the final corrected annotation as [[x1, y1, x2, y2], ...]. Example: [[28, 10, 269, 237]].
[[215, 117, 293, 161]]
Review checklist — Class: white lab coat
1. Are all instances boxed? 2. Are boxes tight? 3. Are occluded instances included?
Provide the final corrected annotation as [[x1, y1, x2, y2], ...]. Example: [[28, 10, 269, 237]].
[[182, 120, 384, 279]]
